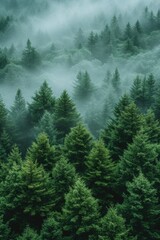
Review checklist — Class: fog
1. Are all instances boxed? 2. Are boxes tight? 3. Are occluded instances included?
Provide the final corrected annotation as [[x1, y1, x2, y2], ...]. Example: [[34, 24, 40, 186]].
[[0, 0, 160, 112]]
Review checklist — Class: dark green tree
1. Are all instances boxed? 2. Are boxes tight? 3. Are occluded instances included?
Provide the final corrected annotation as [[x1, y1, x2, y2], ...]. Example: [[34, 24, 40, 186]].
[[52, 157, 76, 211], [120, 173, 160, 240], [74, 71, 95, 103], [85, 140, 115, 208], [22, 39, 41, 69], [54, 90, 80, 142], [17, 226, 40, 240], [62, 179, 100, 240], [28, 81, 55, 125], [112, 68, 121, 93], [35, 111, 56, 144], [103, 102, 142, 160], [10, 89, 29, 152], [64, 123, 93, 174], [40, 213, 62, 240], [0, 215, 10, 240], [117, 132, 159, 194], [26, 133, 55, 171], [99, 207, 134, 240], [0, 52, 9, 69]]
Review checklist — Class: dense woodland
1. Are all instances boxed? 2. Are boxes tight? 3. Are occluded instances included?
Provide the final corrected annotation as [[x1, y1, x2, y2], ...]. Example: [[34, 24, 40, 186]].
[[1, 1, 160, 239]]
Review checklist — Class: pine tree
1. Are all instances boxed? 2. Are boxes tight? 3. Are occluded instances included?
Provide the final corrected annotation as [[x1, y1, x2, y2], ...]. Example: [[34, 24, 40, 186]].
[[0, 98, 7, 133], [54, 90, 80, 142], [103, 102, 142, 160], [74, 71, 95, 103], [0, 158, 54, 234], [85, 140, 115, 208], [35, 111, 56, 144], [99, 207, 134, 240], [28, 81, 55, 125], [124, 23, 132, 40], [75, 28, 85, 49], [117, 132, 159, 194], [10, 89, 29, 152], [64, 123, 93, 174], [17, 226, 40, 240], [52, 158, 76, 211], [0, 129, 12, 161], [26, 133, 55, 171], [0, 215, 10, 240], [120, 173, 160, 240], [112, 68, 121, 93], [40, 213, 62, 240], [22, 39, 41, 69], [62, 179, 100, 240], [146, 73, 155, 108]]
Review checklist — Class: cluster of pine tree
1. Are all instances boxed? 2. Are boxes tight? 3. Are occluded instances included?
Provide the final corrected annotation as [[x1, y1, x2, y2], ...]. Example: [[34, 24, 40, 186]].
[[0, 74, 160, 239]]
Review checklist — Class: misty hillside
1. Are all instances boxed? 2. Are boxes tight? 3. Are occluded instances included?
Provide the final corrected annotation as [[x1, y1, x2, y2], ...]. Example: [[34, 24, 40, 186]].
[[0, 1, 160, 239]]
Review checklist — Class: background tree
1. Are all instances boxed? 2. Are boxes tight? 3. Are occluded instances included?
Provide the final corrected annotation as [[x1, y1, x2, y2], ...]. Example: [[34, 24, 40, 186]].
[[54, 90, 80, 142], [22, 39, 41, 69], [28, 81, 55, 125]]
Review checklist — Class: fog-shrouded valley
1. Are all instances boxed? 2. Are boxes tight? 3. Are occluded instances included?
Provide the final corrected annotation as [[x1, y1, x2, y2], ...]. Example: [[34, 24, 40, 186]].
[[1, 0, 160, 239]]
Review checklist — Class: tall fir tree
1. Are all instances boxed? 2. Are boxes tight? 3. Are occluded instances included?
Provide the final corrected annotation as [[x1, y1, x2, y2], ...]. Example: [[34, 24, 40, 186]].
[[62, 179, 100, 240], [120, 173, 160, 240], [54, 90, 80, 142], [28, 81, 55, 125], [64, 123, 93, 174], [85, 140, 115, 209]]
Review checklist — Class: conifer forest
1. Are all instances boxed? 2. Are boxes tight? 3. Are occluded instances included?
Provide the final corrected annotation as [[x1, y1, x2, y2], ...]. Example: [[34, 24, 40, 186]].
[[1, 0, 160, 239]]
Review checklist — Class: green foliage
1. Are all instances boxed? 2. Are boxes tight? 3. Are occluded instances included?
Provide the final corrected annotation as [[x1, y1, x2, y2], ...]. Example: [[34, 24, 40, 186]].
[[0, 52, 9, 69], [22, 39, 41, 69], [0, 16, 11, 32], [28, 81, 55, 125], [74, 71, 95, 102], [52, 157, 76, 211], [0, 215, 10, 240], [10, 89, 29, 152], [64, 123, 93, 174], [103, 102, 142, 160], [112, 68, 121, 93], [54, 90, 80, 142], [62, 179, 100, 240], [0, 98, 7, 133], [17, 226, 40, 240], [117, 131, 159, 193], [40, 212, 62, 240], [27, 133, 55, 171], [85, 140, 115, 208], [35, 111, 56, 144], [99, 207, 133, 240], [120, 173, 160, 240]]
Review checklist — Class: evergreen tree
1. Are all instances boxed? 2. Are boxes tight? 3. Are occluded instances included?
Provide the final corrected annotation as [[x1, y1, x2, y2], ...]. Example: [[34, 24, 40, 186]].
[[99, 207, 134, 240], [52, 158, 76, 211], [64, 123, 93, 174], [0, 98, 7, 133], [0, 215, 10, 240], [10, 89, 29, 152], [0, 158, 54, 234], [17, 226, 40, 240], [74, 71, 95, 103], [54, 90, 80, 142], [120, 173, 160, 240], [103, 102, 142, 160], [26, 133, 55, 171], [110, 15, 121, 39], [114, 94, 131, 118], [117, 132, 159, 194], [28, 81, 55, 125], [0, 129, 12, 161], [22, 39, 41, 69], [75, 28, 85, 49], [85, 140, 115, 208], [146, 73, 155, 108], [124, 23, 132, 40], [88, 31, 98, 53], [40, 213, 62, 240], [35, 111, 56, 144], [62, 179, 100, 240], [0, 52, 9, 69], [112, 68, 121, 93]]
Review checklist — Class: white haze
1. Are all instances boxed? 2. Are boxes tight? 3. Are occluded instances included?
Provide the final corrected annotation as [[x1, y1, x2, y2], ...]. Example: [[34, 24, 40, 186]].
[[0, 0, 160, 107]]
